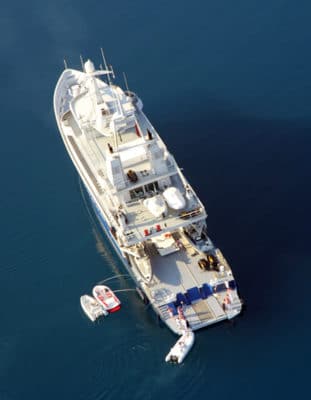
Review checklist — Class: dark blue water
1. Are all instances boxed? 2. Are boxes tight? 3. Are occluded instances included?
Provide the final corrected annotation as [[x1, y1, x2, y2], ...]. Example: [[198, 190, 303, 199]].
[[1, 1, 311, 398]]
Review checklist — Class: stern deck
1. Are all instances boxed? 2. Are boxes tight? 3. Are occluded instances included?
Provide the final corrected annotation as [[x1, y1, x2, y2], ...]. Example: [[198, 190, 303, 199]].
[[145, 238, 240, 332]]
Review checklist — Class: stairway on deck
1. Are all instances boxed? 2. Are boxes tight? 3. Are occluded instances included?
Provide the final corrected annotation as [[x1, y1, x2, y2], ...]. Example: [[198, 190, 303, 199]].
[[158, 304, 171, 320]]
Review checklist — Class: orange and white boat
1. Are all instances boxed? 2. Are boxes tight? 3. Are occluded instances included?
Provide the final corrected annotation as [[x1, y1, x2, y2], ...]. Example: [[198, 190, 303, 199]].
[[92, 285, 121, 313]]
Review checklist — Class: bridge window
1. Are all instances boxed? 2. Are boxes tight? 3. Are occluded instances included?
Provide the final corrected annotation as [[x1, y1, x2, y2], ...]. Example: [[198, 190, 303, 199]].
[[144, 181, 159, 194], [130, 186, 144, 200]]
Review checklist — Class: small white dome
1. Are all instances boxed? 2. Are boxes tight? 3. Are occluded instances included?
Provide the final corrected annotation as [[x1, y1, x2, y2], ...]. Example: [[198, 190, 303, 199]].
[[84, 59, 95, 74]]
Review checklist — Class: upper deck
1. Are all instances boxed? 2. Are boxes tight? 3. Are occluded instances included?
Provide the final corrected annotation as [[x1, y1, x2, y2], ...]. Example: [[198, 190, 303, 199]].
[[54, 64, 207, 245]]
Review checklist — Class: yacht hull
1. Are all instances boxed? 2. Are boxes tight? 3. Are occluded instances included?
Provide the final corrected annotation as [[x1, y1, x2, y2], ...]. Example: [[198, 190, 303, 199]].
[[53, 61, 243, 336]]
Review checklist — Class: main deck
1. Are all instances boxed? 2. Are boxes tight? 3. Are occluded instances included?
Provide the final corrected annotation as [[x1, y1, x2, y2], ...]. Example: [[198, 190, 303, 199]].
[[140, 234, 241, 333]]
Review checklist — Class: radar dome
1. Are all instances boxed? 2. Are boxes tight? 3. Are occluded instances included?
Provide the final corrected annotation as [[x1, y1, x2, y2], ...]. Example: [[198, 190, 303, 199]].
[[84, 59, 95, 74]]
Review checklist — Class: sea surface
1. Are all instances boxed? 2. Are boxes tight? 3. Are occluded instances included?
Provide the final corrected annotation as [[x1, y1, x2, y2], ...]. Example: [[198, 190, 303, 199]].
[[1, 1, 311, 399]]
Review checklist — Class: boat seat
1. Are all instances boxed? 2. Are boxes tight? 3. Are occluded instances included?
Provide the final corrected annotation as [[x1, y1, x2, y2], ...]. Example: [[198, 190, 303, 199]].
[[175, 292, 189, 307], [200, 283, 213, 299], [187, 287, 201, 303], [214, 283, 227, 293], [229, 280, 236, 290]]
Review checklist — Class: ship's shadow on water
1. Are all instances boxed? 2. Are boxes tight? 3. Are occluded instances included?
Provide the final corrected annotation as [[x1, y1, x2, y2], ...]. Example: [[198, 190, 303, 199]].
[[78, 177, 129, 284], [153, 99, 311, 325]]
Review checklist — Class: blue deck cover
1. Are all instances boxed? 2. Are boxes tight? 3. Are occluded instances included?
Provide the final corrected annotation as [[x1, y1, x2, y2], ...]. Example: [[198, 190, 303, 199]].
[[229, 280, 236, 290], [175, 292, 189, 306], [187, 287, 201, 302], [200, 283, 213, 299], [215, 283, 227, 293]]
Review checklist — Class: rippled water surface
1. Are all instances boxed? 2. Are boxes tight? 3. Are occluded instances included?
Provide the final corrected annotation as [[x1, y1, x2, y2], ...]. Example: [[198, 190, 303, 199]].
[[1, 1, 310, 399]]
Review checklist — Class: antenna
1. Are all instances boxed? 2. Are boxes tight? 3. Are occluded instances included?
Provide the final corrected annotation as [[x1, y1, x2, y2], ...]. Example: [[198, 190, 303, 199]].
[[79, 54, 84, 71], [63, 59, 68, 69], [100, 48, 111, 84], [109, 64, 115, 80], [122, 72, 130, 92]]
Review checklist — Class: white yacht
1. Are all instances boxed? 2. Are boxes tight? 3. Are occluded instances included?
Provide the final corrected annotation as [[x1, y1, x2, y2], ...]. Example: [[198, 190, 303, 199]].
[[54, 56, 243, 334]]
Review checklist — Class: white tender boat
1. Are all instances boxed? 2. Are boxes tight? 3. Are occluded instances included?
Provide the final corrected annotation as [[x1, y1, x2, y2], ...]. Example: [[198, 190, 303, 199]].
[[80, 294, 108, 321], [165, 330, 195, 364], [92, 285, 121, 313], [54, 54, 243, 335]]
